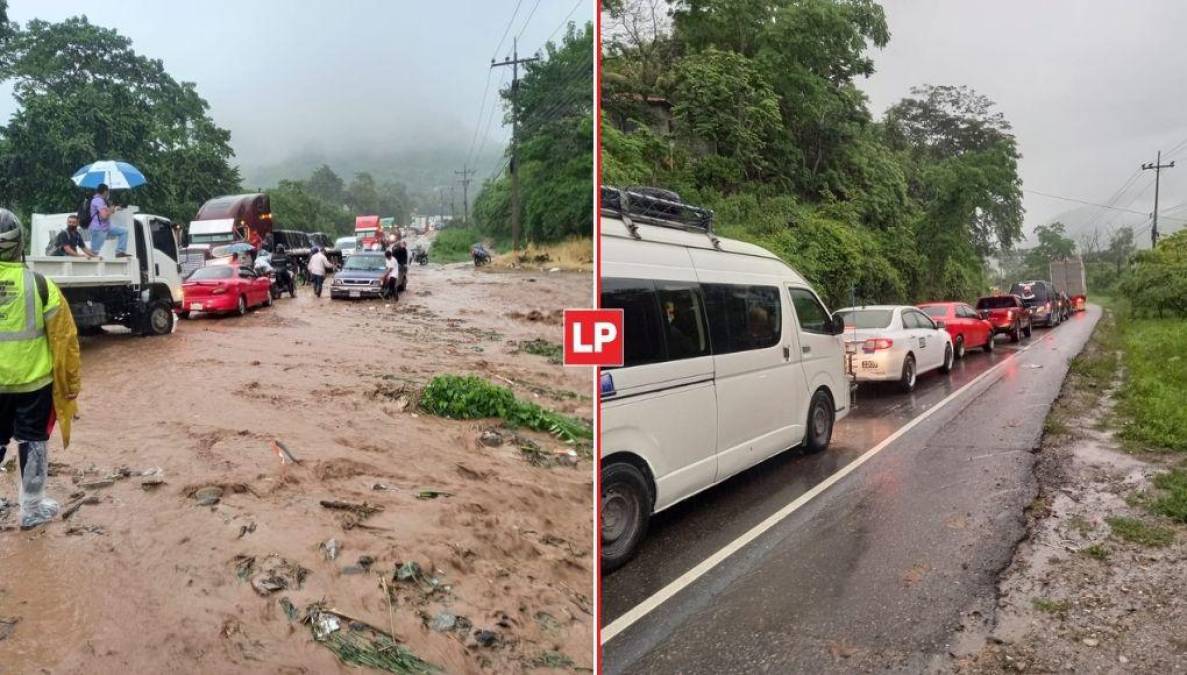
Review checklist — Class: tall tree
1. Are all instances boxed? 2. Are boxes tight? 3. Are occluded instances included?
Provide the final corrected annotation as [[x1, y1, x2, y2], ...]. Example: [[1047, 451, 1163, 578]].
[[0, 16, 240, 221], [306, 164, 345, 205], [1107, 226, 1135, 274], [345, 172, 379, 214]]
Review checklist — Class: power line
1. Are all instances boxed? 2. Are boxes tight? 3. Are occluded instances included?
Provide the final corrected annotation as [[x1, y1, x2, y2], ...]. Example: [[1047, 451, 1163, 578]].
[[466, 69, 494, 168], [515, 0, 544, 41], [492, 0, 525, 60], [1024, 188, 1187, 222], [544, 0, 586, 45]]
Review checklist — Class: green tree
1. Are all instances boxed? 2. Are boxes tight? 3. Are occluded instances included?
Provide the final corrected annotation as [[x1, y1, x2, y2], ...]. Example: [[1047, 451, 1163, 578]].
[[1107, 226, 1136, 273], [474, 21, 593, 244], [0, 16, 240, 222], [345, 172, 380, 214], [306, 164, 345, 205]]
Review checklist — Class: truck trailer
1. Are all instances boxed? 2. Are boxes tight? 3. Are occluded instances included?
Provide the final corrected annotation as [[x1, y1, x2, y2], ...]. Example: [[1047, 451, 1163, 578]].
[[1049, 257, 1087, 312]]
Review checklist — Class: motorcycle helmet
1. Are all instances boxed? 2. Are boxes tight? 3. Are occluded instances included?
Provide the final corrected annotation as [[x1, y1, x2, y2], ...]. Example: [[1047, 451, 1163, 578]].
[[0, 208, 23, 262]]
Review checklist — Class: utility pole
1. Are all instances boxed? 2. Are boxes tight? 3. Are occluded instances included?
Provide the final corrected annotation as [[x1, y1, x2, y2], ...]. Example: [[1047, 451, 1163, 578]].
[[450, 185, 456, 222], [1142, 150, 1175, 247], [491, 37, 539, 251], [454, 166, 475, 225]]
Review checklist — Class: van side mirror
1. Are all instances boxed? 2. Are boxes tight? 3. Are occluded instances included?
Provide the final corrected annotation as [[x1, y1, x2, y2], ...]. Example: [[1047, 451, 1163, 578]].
[[828, 314, 844, 335]]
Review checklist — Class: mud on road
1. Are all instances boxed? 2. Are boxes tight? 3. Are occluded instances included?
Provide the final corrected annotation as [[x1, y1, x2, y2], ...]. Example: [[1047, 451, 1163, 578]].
[[0, 265, 593, 673]]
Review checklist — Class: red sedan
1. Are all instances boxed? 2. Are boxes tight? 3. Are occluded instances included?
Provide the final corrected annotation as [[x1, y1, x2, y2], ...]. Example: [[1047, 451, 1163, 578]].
[[179, 264, 272, 319], [918, 301, 995, 358]]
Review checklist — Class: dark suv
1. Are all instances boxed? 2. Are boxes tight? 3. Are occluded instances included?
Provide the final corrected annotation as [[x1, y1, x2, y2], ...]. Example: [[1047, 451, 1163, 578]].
[[1009, 280, 1061, 328]]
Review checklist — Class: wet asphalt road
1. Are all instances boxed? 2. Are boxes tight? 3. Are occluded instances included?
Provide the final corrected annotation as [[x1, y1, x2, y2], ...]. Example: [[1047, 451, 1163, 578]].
[[602, 307, 1101, 673]]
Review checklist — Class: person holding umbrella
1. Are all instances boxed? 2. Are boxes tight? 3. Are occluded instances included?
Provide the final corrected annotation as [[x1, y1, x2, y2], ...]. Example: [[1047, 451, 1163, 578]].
[[88, 183, 129, 258], [72, 160, 148, 259]]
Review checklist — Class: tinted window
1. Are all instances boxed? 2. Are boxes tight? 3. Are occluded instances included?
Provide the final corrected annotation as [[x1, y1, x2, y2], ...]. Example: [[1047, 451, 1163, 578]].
[[789, 288, 831, 334], [238, 268, 256, 279], [187, 266, 234, 280], [702, 284, 782, 353], [976, 296, 1017, 309], [602, 278, 665, 368], [907, 311, 935, 329], [837, 308, 894, 329], [1010, 282, 1049, 302], [920, 305, 948, 318], [959, 305, 978, 319], [655, 283, 710, 361]]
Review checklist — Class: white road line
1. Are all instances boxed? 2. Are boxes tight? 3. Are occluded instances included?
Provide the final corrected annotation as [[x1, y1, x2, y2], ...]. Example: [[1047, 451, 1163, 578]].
[[601, 339, 1037, 644]]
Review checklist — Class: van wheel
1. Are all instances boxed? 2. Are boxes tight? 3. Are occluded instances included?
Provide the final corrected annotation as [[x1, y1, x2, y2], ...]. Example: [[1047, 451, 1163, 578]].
[[601, 462, 651, 573], [954, 335, 965, 359], [804, 390, 834, 453], [984, 333, 996, 353], [143, 301, 173, 336], [940, 343, 954, 373], [236, 295, 248, 316], [899, 354, 917, 393]]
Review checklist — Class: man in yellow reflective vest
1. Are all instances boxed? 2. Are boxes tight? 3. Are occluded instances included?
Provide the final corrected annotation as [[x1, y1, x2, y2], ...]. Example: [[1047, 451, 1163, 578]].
[[0, 208, 81, 529]]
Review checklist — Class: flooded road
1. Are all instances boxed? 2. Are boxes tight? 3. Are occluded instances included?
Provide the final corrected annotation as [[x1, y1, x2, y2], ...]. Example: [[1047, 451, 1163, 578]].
[[603, 309, 1100, 673], [0, 264, 593, 673]]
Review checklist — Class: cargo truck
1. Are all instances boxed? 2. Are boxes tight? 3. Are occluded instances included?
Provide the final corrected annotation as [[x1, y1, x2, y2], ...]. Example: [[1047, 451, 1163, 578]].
[[1049, 257, 1087, 312]]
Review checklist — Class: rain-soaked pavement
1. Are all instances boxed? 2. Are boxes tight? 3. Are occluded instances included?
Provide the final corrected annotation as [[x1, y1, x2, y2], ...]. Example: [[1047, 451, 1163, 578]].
[[602, 307, 1101, 674]]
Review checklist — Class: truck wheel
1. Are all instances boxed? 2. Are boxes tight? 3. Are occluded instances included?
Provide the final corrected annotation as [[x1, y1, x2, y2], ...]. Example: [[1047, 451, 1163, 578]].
[[804, 389, 834, 454], [236, 295, 248, 316], [899, 354, 917, 393], [143, 301, 173, 336], [1010, 323, 1021, 343], [601, 462, 651, 573]]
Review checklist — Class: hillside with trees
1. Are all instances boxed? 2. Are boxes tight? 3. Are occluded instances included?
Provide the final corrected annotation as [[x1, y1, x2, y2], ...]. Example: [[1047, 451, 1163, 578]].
[[602, 0, 1024, 306]]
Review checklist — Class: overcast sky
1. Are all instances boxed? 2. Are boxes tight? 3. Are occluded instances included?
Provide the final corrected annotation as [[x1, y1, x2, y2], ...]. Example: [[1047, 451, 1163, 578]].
[[2, 0, 591, 181], [859, 0, 1187, 245]]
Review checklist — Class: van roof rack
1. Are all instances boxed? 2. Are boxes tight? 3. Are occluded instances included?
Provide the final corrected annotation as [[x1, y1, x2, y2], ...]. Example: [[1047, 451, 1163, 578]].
[[601, 185, 720, 248]]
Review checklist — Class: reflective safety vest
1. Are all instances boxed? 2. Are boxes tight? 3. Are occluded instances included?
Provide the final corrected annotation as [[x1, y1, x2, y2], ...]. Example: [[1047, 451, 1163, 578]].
[[0, 262, 61, 392]]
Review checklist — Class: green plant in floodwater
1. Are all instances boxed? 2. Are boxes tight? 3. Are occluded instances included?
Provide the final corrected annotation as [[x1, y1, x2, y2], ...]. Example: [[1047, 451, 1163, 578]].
[[321, 629, 439, 674], [1031, 597, 1070, 616], [528, 650, 575, 669], [1081, 543, 1110, 560], [420, 374, 591, 443], [517, 338, 564, 364]]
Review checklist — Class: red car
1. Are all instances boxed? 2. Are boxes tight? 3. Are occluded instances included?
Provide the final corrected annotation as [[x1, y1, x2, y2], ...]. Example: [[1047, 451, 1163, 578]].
[[918, 301, 995, 358], [179, 264, 272, 319], [974, 294, 1032, 343]]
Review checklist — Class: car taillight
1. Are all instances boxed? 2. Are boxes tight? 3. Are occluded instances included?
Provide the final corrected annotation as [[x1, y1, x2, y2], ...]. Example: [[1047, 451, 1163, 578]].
[[863, 338, 894, 352], [1043, 302, 1051, 311], [1007, 310, 1014, 319]]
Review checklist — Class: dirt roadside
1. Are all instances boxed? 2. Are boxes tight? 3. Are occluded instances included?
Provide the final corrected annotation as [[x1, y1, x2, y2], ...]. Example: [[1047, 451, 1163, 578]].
[[959, 310, 1187, 673], [0, 264, 593, 673]]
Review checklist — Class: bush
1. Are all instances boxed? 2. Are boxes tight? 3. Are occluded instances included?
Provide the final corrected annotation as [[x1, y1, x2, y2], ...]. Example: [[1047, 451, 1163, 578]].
[[419, 375, 591, 443]]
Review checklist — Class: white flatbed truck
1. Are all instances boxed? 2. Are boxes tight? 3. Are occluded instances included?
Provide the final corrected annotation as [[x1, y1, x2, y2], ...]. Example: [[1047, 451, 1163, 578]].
[[25, 209, 183, 336]]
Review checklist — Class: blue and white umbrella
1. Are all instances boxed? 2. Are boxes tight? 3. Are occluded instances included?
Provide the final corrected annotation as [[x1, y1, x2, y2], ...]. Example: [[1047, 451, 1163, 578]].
[[71, 160, 148, 190]]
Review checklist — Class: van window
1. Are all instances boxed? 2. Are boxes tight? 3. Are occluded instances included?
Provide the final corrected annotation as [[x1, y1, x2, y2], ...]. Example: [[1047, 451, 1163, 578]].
[[655, 283, 710, 360], [789, 288, 831, 334], [702, 284, 781, 353], [602, 278, 666, 368]]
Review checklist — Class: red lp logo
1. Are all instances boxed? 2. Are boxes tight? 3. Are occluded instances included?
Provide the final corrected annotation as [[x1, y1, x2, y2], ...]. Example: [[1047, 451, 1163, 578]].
[[563, 309, 624, 367]]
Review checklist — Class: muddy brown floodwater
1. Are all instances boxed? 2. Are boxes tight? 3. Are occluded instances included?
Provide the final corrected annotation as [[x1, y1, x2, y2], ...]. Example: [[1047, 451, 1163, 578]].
[[0, 264, 594, 673]]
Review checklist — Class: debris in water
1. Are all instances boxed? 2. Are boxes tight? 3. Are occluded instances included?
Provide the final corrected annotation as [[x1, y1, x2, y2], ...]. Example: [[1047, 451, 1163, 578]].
[[357, 555, 375, 571], [1025, 364, 1044, 369], [271, 440, 300, 465], [64, 524, 105, 536], [239, 554, 309, 596], [319, 500, 383, 517], [530, 651, 574, 669], [237, 521, 256, 538], [429, 611, 456, 632], [415, 490, 452, 500], [305, 606, 439, 673], [395, 561, 422, 582], [341, 565, 367, 576], [61, 494, 99, 520], [371, 482, 400, 492], [79, 479, 115, 490], [474, 629, 499, 648], [279, 597, 299, 622], [194, 486, 224, 507], [140, 475, 165, 490], [478, 429, 504, 447], [321, 538, 341, 561], [0, 616, 18, 642]]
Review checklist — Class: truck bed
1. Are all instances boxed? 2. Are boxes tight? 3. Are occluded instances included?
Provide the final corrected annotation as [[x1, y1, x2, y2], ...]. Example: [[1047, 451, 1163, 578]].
[[26, 256, 137, 287]]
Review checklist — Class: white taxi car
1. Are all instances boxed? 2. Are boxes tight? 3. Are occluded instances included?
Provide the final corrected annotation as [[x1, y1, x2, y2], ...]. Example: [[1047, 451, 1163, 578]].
[[836, 305, 954, 392]]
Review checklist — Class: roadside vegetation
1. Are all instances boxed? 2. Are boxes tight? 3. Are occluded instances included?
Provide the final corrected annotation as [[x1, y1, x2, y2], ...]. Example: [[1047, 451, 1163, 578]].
[[420, 374, 591, 443]]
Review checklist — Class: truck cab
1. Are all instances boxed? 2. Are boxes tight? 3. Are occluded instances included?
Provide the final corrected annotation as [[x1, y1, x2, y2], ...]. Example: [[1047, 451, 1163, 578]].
[[28, 209, 183, 336]]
